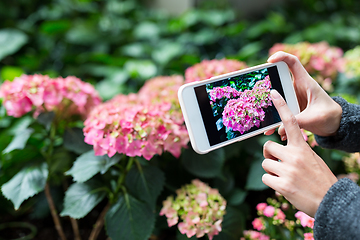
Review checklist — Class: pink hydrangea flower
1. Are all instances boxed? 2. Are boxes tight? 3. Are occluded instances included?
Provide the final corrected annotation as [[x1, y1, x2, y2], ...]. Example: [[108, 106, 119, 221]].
[[0, 74, 101, 118], [263, 205, 275, 217], [185, 59, 248, 83], [341, 46, 360, 78], [252, 218, 265, 231], [269, 42, 343, 92], [83, 76, 189, 160], [209, 86, 242, 102], [222, 76, 272, 134], [243, 230, 270, 240], [304, 232, 315, 240], [256, 203, 267, 212], [274, 209, 286, 221], [295, 211, 314, 228], [160, 179, 226, 240]]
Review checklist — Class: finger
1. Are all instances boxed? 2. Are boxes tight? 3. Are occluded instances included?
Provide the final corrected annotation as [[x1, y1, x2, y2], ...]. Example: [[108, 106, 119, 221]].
[[270, 89, 303, 145], [267, 51, 311, 82], [277, 124, 287, 141], [264, 129, 276, 136], [263, 140, 285, 160], [262, 158, 283, 177], [262, 173, 283, 193]]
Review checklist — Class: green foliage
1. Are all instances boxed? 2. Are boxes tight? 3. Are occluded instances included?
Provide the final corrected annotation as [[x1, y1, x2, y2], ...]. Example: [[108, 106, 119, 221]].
[[66, 150, 121, 183], [1, 163, 48, 210], [181, 148, 226, 178], [125, 164, 165, 209], [0, 29, 28, 61], [60, 180, 107, 219], [105, 193, 155, 240], [63, 127, 93, 154], [3, 128, 34, 154], [0, 0, 359, 239]]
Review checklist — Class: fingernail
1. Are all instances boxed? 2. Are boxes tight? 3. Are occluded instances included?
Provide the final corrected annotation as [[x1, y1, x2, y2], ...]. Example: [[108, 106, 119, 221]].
[[270, 89, 281, 99]]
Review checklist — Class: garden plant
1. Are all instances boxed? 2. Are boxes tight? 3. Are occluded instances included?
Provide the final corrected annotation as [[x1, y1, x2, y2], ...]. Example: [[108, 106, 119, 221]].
[[1, 0, 360, 240]]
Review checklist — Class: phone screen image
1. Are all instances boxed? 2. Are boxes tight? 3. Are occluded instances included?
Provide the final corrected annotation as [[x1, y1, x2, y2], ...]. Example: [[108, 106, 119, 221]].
[[194, 66, 285, 146]]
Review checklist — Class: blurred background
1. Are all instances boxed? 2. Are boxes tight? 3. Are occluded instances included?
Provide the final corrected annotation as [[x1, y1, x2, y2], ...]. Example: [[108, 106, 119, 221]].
[[1, 0, 360, 239], [1, 0, 359, 100]]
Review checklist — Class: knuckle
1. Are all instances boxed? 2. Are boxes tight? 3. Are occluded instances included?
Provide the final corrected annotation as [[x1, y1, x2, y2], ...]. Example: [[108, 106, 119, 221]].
[[277, 98, 287, 107], [284, 53, 301, 68], [283, 115, 298, 126], [279, 181, 294, 194]]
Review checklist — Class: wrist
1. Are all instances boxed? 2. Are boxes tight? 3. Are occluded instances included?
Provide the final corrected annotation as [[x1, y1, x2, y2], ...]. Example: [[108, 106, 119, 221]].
[[327, 101, 342, 136]]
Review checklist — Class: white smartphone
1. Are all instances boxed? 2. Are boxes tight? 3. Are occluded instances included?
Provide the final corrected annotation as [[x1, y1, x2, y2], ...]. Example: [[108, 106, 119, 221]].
[[178, 61, 299, 154]]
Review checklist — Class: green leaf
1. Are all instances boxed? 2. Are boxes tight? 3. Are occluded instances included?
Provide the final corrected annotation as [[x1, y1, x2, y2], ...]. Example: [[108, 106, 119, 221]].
[[63, 127, 92, 154], [0, 66, 24, 81], [125, 164, 165, 208], [124, 60, 157, 80], [3, 128, 34, 154], [1, 163, 48, 210], [95, 79, 125, 101], [60, 180, 107, 219], [245, 155, 268, 191], [105, 193, 154, 240], [6, 116, 33, 135], [227, 188, 247, 206], [0, 29, 28, 61], [181, 148, 225, 178], [36, 111, 55, 130], [40, 20, 71, 35], [133, 22, 160, 40], [152, 42, 183, 65], [66, 150, 121, 182]]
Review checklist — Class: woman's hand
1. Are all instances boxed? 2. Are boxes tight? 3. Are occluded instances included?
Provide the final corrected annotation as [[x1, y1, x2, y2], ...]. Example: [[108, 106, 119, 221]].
[[265, 51, 342, 140], [262, 89, 338, 217]]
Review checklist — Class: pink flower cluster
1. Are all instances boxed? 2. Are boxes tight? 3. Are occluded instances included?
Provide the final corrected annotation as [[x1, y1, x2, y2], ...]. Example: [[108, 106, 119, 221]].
[[241, 230, 270, 240], [295, 211, 315, 240], [253, 202, 286, 228], [222, 77, 272, 134], [0, 74, 101, 118], [83, 76, 189, 160], [295, 211, 314, 228], [342, 153, 360, 183], [342, 46, 360, 78], [269, 41, 343, 91], [209, 86, 242, 102], [185, 59, 248, 83], [159, 179, 226, 240]]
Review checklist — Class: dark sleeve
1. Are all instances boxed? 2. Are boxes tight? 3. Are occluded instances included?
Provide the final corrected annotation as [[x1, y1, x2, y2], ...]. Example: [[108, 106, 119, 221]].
[[315, 96, 360, 152], [314, 178, 360, 240]]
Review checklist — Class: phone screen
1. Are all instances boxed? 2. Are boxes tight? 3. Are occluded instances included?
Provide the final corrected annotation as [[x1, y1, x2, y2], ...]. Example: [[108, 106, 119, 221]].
[[194, 66, 285, 146]]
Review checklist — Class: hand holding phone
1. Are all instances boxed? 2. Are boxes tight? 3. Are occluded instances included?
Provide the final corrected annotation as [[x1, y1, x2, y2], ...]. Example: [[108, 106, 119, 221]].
[[178, 61, 299, 154]]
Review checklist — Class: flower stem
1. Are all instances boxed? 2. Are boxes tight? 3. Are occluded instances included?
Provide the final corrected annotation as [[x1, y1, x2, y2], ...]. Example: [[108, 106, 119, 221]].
[[88, 202, 111, 240], [44, 182, 67, 240], [70, 218, 81, 240], [63, 180, 82, 240], [115, 157, 135, 194]]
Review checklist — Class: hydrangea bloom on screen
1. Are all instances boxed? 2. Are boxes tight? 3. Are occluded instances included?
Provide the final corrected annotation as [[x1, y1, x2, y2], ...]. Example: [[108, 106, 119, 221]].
[[83, 76, 189, 160], [160, 179, 226, 240], [221, 76, 272, 134]]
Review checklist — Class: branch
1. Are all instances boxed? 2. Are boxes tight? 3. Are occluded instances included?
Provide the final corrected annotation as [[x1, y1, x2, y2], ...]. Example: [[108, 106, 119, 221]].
[[44, 182, 67, 240], [88, 202, 111, 240]]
